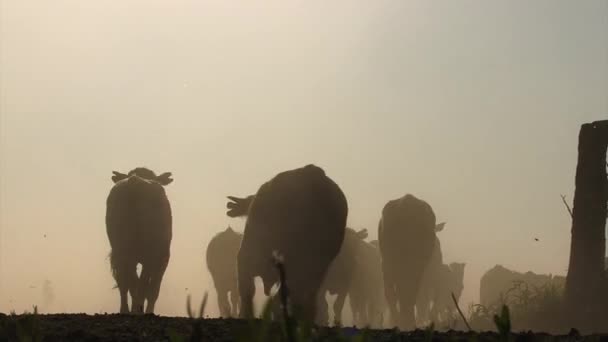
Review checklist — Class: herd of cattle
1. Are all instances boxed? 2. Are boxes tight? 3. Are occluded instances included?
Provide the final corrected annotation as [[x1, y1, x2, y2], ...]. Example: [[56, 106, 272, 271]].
[[104, 165, 573, 330]]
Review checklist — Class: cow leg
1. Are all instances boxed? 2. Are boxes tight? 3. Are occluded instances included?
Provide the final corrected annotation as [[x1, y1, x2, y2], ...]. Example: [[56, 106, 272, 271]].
[[292, 288, 318, 324], [433, 295, 450, 324], [429, 296, 440, 324], [369, 300, 382, 329], [113, 257, 137, 314], [397, 262, 428, 331], [396, 283, 416, 331], [237, 267, 255, 319], [229, 289, 239, 317], [349, 296, 358, 326], [216, 286, 231, 318], [289, 270, 325, 324], [131, 264, 149, 314], [333, 292, 347, 325], [316, 289, 329, 326], [416, 287, 431, 325], [144, 260, 168, 314], [270, 294, 284, 321], [382, 263, 399, 328], [115, 266, 132, 314], [119, 286, 129, 314], [362, 300, 370, 327], [349, 294, 363, 327]]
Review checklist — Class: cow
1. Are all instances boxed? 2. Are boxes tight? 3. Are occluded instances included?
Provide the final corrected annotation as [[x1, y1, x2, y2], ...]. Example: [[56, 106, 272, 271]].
[[424, 262, 466, 324], [378, 194, 441, 329], [105, 167, 173, 314], [206, 226, 243, 318], [480, 265, 559, 307], [226, 164, 348, 323], [349, 237, 386, 328], [317, 228, 368, 326]]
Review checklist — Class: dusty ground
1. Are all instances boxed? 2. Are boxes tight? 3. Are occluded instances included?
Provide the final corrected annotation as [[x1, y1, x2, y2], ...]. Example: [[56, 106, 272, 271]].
[[1, 313, 605, 342]]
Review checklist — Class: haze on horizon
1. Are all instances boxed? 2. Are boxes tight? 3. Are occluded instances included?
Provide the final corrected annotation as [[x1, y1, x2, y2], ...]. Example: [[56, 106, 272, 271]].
[[0, 0, 606, 317]]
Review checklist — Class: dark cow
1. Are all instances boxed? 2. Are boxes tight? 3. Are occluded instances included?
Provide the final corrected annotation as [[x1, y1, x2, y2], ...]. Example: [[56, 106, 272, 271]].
[[317, 228, 368, 326], [378, 194, 440, 329], [480, 265, 559, 307], [106, 167, 173, 314], [349, 238, 386, 328], [206, 226, 243, 318], [226, 164, 348, 322]]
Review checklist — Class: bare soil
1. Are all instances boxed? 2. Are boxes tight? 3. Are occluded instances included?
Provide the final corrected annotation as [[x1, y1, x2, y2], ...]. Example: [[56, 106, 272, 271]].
[[1, 313, 605, 342]]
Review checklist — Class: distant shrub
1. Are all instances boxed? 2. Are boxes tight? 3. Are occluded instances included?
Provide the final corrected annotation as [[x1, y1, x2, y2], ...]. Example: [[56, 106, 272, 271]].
[[467, 280, 566, 334]]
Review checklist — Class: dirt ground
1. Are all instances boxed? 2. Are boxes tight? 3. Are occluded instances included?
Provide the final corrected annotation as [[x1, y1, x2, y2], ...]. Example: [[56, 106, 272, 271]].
[[1, 313, 606, 342]]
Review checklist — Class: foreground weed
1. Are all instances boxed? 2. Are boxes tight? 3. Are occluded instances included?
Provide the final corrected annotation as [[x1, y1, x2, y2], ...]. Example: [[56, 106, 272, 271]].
[[167, 292, 208, 342], [493, 305, 511, 342], [451, 292, 472, 331], [0, 306, 43, 342], [236, 297, 278, 342], [424, 322, 435, 342]]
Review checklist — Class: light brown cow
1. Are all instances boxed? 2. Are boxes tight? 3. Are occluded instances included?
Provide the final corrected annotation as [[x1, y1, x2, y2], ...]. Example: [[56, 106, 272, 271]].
[[379, 194, 439, 330], [206, 226, 243, 318]]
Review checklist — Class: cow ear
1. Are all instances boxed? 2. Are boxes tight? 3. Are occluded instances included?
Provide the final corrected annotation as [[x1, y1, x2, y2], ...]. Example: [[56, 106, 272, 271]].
[[435, 222, 446, 232], [356, 228, 368, 240], [156, 172, 173, 186], [111, 171, 128, 183], [227, 196, 243, 203]]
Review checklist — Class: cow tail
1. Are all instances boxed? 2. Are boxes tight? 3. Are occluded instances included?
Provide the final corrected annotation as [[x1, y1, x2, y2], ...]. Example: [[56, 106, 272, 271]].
[[109, 250, 120, 286]]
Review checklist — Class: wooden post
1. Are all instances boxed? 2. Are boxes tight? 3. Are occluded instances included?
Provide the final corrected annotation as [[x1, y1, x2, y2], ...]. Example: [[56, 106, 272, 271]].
[[565, 120, 608, 329]]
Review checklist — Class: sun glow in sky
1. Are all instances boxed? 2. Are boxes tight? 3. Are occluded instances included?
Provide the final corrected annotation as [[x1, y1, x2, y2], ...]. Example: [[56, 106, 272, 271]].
[[1, 0, 607, 317]]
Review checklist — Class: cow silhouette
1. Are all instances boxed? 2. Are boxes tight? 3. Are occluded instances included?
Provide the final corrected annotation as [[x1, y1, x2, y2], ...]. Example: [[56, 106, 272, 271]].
[[349, 237, 386, 328], [378, 194, 440, 329], [226, 164, 348, 322], [106, 168, 173, 314], [317, 228, 368, 326], [480, 265, 560, 306], [421, 262, 466, 324], [206, 226, 243, 318]]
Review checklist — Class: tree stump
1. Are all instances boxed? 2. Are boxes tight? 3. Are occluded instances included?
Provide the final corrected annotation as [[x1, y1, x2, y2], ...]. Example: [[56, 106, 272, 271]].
[[565, 120, 608, 330]]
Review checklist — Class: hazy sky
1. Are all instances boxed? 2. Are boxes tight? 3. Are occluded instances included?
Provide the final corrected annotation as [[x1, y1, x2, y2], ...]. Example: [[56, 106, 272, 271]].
[[1, 0, 607, 317]]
